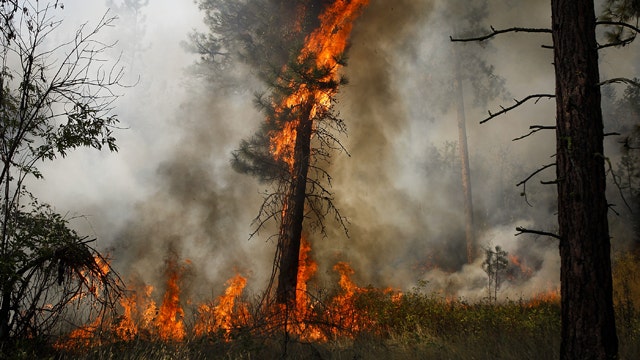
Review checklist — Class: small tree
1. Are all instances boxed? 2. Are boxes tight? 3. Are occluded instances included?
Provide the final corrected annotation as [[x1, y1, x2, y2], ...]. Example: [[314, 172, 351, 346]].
[[0, 1, 123, 346], [482, 245, 508, 302]]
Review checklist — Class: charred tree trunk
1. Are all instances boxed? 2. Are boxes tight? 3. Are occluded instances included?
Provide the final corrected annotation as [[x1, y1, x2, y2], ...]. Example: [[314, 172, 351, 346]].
[[276, 103, 314, 305], [551, 0, 618, 358], [0, 287, 11, 342], [453, 54, 476, 264]]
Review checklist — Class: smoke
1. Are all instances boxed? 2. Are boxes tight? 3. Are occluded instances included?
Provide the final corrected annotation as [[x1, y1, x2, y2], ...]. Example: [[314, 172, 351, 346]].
[[29, 0, 639, 304], [308, 0, 562, 299]]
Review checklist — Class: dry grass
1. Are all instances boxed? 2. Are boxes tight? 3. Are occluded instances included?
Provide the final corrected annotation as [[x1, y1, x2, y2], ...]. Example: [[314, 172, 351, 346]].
[[16, 252, 640, 359]]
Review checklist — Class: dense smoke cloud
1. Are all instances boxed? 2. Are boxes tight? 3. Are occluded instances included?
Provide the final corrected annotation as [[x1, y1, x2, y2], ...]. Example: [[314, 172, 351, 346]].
[[300, 0, 560, 298], [30, 0, 639, 303]]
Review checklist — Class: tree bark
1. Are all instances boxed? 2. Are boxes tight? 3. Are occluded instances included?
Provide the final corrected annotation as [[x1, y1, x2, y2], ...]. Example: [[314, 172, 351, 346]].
[[453, 53, 476, 264], [0, 287, 11, 341], [551, 1, 618, 358], [275, 103, 314, 305]]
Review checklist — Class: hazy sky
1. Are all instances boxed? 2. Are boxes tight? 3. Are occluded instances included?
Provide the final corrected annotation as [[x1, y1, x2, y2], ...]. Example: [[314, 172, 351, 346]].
[[24, 0, 639, 300]]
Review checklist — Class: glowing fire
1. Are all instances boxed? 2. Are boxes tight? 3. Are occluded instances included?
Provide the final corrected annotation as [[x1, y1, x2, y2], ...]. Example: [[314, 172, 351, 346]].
[[155, 258, 187, 342], [290, 237, 325, 341], [54, 317, 102, 350], [193, 273, 249, 339], [60, 243, 558, 350], [508, 254, 534, 278], [295, 237, 317, 311], [115, 292, 137, 341], [525, 288, 561, 308], [269, 0, 370, 168], [328, 262, 401, 335]]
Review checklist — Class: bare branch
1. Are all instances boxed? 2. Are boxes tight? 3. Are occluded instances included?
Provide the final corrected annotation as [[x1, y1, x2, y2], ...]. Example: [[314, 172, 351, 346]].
[[599, 153, 632, 212], [480, 94, 555, 124], [512, 125, 556, 141], [598, 36, 637, 49], [596, 21, 640, 34], [516, 162, 556, 206], [515, 226, 561, 240], [451, 26, 551, 42], [597, 77, 640, 88], [516, 162, 556, 187]]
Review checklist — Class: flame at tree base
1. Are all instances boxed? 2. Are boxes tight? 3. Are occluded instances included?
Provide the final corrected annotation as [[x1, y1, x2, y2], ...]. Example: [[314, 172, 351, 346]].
[[53, 239, 562, 353]]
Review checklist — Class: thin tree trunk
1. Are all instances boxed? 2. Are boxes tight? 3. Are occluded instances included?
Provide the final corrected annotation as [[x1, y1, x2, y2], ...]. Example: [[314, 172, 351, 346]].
[[454, 54, 475, 264], [276, 103, 314, 305], [0, 287, 11, 341], [551, 0, 618, 358]]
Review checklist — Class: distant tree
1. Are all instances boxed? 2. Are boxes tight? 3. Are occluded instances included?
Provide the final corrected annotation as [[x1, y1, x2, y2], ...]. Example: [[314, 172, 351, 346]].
[[0, 1, 123, 347], [452, 0, 640, 358], [482, 245, 508, 303], [426, 0, 507, 263], [104, 0, 149, 70], [615, 84, 640, 243]]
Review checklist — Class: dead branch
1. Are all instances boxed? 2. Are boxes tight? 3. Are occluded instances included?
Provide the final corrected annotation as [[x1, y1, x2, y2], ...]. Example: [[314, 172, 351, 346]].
[[450, 26, 551, 42], [596, 21, 640, 35], [516, 162, 556, 206], [597, 77, 640, 88], [600, 153, 632, 212], [513, 125, 556, 141], [480, 94, 555, 124], [515, 226, 561, 240], [598, 36, 637, 48], [516, 162, 556, 187]]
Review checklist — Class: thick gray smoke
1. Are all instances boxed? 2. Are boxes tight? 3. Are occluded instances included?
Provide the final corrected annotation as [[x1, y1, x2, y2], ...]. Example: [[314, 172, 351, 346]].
[[30, 0, 639, 303], [313, 0, 563, 298]]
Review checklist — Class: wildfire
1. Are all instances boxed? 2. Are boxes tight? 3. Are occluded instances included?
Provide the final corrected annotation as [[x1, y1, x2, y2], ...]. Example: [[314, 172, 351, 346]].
[[115, 293, 137, 341], [525, 288, 561, 308], [155, 258, 187, 342], [290, 237, 326, 341], [269, 0, 370, 168], [295, 237, 318, 312], [193, 273, 249, 339], [508, 254, 534, 278]]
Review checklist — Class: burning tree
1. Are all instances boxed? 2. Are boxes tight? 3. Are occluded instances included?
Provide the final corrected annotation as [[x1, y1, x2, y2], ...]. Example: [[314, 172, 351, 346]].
[[0, 0, 123, 348], [260, 0, 370, 305], [189, 0, 369, 306]]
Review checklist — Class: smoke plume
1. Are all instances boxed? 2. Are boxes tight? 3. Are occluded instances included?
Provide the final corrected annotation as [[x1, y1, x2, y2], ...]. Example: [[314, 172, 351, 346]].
[[32, 0, 639, 303]]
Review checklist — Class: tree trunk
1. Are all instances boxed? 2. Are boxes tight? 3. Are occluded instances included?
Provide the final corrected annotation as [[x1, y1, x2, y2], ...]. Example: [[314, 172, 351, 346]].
[[454, 53, 475, 264], [275, 103, 314, 305], [0, 288, 11, 342], [551, 1, 618, 358]]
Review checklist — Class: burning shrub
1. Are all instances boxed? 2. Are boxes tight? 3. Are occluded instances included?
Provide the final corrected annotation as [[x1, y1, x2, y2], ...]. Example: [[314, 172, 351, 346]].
[[1, 201, 123, 350]]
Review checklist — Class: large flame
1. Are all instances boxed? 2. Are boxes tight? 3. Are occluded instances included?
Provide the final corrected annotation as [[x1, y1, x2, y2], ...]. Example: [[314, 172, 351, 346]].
[[155, 258, 187, 342], [56, 243, 561, 349], [193, 273, 249, 339], [270, 0, 370, 169]]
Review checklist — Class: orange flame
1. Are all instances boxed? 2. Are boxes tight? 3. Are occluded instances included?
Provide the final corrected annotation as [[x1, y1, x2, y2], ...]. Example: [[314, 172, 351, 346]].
[[525, 288, 561, 308], [155, 259, 187, 342], [270, 0, 370, 168], [193, 273, 249, 339], [57, 2, 375, 346], [509, 254, 534, 278], [291, 237, 326, 341], [295, 237, 317, 311], [53, 317, 102, 351], [115, 292, 138, 341]]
